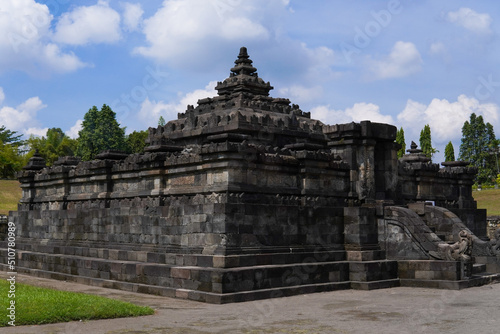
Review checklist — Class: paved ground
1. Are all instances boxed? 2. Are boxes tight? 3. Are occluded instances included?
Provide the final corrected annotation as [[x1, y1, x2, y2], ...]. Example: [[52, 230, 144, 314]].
[[1, 272, 499, 334]]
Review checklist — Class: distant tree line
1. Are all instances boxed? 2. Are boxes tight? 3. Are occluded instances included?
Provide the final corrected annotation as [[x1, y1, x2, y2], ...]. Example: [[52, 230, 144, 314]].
[[0, 104, 155, 179], [2, 105, 499, 186], [395, 113, 500, 185]]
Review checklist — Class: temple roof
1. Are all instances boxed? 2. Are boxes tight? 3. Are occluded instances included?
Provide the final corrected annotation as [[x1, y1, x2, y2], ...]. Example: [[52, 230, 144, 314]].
[[215, 46, 273, 98], [146, 47, 323, 150]]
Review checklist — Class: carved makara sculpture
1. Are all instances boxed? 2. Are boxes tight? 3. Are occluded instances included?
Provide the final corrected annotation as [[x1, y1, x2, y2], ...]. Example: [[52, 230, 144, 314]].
[[490, 229, 500, 255]]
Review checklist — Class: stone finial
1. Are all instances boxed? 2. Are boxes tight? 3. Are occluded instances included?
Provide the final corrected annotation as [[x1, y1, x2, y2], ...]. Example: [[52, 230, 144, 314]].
[[23, 149, 46, 170], [407, 141, 420, 154], [238, 46, 250, 60], [230, 46, 257, 76], [216, 47, 273, 97], [400, 141, 431, 163]]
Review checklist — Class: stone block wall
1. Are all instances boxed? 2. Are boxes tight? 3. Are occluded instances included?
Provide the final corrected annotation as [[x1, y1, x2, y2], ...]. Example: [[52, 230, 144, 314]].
[[398, 163, 477, 209], [398, 261, 463, 281], [15, 141, 350, 256], [325, 121, 399, 204], [397, 160, 486, 238]]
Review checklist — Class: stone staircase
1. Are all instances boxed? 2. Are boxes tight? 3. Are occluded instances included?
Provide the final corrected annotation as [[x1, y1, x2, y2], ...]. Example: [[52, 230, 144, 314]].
[[1, 239, 360, 303], [347, 250, 399, 290], [0, 235, 405, 303], [469, 263, 500, 287]]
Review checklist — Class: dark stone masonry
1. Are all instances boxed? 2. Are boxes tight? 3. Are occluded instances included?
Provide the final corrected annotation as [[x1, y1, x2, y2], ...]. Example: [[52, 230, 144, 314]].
[[1, 47, 500, 303]]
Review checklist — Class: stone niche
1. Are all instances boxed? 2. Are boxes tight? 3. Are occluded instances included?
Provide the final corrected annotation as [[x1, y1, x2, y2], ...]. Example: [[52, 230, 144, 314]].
[[2, 47, 495, 303]]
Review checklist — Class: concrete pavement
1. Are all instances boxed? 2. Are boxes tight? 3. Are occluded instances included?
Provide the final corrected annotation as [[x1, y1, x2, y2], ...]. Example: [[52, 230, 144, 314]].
[[1, 272, 499, 334]]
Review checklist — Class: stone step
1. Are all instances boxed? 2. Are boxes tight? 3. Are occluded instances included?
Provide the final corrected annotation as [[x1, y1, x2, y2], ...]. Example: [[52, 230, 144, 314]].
[[0, 246, 352, 295], [400, 279, 470, 290], [0, 264, 353, 304], [468, 273, 500, 287], [400, 273, 500, 290], [346, 250, 386, 261], [472, 255, 500, 274], [349, 260, 398, 282], [350, 278, 400, 290], [473, 263, 486, 274], [0, 241, 346, 268]]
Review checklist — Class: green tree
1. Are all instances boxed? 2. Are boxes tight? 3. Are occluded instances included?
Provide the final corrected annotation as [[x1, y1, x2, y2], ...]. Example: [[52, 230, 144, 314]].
[[444, 141, 455, 162], [419, 124, 437, 159], [0, 125, 23, 145], [0, 141, 25, 178], [158, 116, 166, 127], [76, 104, 127, 161], [126, 130, 148, 154], [0, 125, 25, 178], [459, 113, 499, 184], [27, 128, 77, 166], [395, 127, 406, 158]]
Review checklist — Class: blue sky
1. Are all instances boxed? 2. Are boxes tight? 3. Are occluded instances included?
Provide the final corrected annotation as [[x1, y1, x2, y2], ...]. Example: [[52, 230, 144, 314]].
[[1, 0, 500, 163]]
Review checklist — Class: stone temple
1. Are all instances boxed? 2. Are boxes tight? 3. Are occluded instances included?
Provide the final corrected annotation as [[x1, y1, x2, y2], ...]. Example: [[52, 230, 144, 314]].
[[2, 47, 500, 303]]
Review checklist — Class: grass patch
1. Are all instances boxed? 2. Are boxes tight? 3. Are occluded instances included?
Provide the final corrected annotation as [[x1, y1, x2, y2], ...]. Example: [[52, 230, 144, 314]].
[[0, 280, 154, 327], [0, 180, 22, 215], [473, 188, 500, 216]]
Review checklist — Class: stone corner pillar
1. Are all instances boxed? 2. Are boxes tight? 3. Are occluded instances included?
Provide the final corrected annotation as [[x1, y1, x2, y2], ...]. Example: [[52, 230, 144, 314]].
[[344, 206, 382, 261]]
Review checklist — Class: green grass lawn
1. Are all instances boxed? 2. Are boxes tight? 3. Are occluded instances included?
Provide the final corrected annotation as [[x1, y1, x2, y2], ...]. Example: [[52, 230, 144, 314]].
[[0, 180, 21, 215], [0, 280, 154, 327], [473, 188, 500, 216]]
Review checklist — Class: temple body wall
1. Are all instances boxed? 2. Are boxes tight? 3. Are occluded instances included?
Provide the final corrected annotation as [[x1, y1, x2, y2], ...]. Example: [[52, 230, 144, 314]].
[[14, 141, 350, 255]]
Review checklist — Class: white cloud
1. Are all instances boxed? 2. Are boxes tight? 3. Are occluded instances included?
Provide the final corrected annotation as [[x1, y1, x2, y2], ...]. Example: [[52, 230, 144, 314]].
[[25, 127, 49, 137], [66, 119, 83, 139], [220, 17, 268, 40], [138, 98, 174, 125], [122, 3, 144, 32], [0, 90, 47, 136], [397, 99, 426, 128], [42, 43, 88, 73], [0, 0, 52, 47], [311, 105, 352, 125], [0, 88, 4, 105], [301, 44, 338, 81], [133, 1, 337, 87], [397, 94, 499, 144], [278, 85, 323, 104], [0, 0, 87, 74], [134, 0, 274, 64], [367, 41, 423, 80], [0, 88, 82, 139], [53, 0, 121, 45], [447, 8, 492, 34], [137, 81, 218, 126], [311, 102, 394, 125], [429, 42, 446, 55], [428, 41, 450, 63]]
